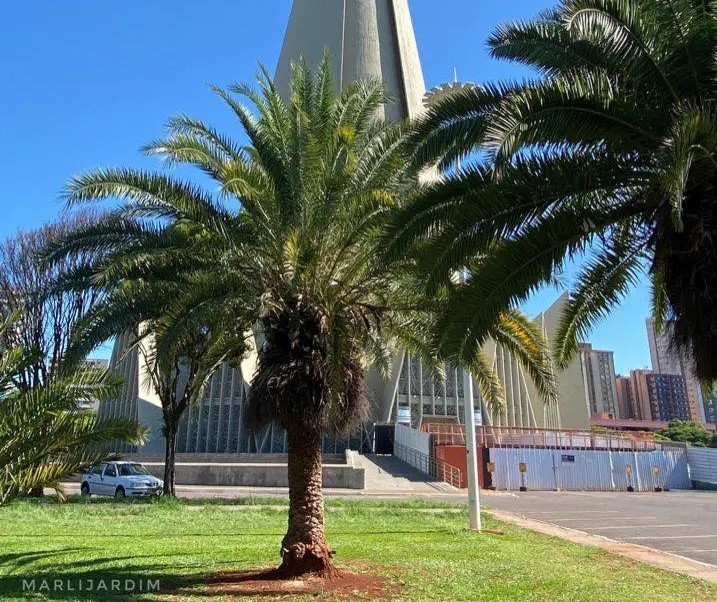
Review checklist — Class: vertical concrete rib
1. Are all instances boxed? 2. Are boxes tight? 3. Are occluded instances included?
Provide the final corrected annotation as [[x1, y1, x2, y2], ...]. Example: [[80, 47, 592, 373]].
[[275, 0, 426, 120], [215, 364, 228, 453]]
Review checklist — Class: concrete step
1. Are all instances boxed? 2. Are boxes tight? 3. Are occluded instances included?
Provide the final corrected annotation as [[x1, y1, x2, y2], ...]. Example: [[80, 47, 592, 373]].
[[361, 454, 448, 491]]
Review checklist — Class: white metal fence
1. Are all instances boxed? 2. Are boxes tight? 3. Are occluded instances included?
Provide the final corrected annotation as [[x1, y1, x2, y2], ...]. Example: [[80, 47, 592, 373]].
[[395, 423, 431, 456], [394, 424, 463, 488], [489, 447, 691, 491], [393, 443, 463, 488], [687, 447, 717, 486]]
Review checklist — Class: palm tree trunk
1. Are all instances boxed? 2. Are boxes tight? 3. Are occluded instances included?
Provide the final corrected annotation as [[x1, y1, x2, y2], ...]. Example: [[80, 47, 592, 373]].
[[279, 423, 336, 577], [163, 415, 178, 497]]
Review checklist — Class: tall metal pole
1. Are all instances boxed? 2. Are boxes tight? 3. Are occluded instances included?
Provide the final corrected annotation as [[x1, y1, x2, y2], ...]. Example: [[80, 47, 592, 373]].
[[457, 114, 481, 528], [464, 369, 482, 531]]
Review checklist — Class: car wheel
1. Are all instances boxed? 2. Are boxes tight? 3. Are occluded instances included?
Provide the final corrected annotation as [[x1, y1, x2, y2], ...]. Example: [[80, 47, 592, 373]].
[[80, 483, 90, 497], [114, 486, 126, 500]]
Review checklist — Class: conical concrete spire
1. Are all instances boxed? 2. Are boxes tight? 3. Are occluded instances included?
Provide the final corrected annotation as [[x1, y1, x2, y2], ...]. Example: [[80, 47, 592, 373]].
[[275, 0, 427, 122]]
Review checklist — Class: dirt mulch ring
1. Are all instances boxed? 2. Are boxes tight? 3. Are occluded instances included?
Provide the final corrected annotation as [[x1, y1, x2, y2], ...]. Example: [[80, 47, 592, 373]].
[[172, 567, 401, 600]]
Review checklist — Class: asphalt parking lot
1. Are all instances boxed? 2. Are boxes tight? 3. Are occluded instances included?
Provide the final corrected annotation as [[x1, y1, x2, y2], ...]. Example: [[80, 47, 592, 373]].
[[484, 490, 717, 567]]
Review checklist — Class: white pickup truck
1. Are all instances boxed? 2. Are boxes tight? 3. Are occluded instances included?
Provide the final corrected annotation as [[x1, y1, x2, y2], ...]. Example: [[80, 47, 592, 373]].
[[81, 461, 163, 499]]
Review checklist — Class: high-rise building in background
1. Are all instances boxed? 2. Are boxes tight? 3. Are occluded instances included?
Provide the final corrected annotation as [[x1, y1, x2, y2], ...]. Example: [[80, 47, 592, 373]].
[[629, 369, 690, 422], [647, 373, 691, 421], [703, 394, 717, 425], [630, 369, 654, 420], [646, 318, 705, 422], [615, 375, 635, 419], [579, 343, 619, 417]]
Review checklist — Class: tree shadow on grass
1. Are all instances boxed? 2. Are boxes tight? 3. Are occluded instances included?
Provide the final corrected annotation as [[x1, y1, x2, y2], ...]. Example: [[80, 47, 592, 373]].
[[0, 560, 399, 601], [0, 550, 89, 571], [1, 532, 285, 539], [0, 566, 321, 601], [0, 565, 196, 601]]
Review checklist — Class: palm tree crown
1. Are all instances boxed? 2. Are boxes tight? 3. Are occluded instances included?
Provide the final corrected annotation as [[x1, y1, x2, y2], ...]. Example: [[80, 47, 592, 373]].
[[386, 0, 717, 380], [55, 57, 420, 431]]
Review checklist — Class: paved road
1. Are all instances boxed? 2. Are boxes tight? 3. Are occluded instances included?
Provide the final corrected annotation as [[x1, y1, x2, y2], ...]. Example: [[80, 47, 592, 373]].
[[483, 490, 717, 567], [58, 481, 464, 501]]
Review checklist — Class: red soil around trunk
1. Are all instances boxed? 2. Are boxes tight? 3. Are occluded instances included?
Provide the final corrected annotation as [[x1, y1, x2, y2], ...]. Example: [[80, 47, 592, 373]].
[[177, 566, 401, 599]]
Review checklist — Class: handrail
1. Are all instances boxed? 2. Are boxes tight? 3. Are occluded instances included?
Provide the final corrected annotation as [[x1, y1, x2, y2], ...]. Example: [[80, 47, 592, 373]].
[[394, 443, 463, 489], [421, 423, 657, 451]]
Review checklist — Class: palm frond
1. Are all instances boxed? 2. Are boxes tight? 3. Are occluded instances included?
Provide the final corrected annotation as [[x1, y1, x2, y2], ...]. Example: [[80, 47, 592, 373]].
[[0, 323, 146, 505]]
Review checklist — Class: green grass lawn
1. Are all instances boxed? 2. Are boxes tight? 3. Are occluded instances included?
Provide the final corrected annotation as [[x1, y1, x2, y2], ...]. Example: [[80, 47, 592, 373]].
[[0, 497, 715, 601]]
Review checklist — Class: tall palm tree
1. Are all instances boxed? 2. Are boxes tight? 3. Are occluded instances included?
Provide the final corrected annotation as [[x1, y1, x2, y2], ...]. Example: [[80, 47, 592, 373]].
[[0, 316, 146, 506], [385, 0, 717, 379], [50, 58, 555, 576]]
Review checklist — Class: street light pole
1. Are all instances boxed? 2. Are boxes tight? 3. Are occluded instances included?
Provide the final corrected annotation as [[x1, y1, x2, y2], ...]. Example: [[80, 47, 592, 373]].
[[463, 368, 482, 531]]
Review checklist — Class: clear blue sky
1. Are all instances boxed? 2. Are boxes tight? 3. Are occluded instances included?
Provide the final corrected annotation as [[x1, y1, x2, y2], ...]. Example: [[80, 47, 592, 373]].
[[0, 1, 652, 373]]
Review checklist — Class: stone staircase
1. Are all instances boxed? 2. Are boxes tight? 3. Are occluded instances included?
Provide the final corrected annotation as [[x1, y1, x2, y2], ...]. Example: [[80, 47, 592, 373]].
[[360, 454, 458, 492]]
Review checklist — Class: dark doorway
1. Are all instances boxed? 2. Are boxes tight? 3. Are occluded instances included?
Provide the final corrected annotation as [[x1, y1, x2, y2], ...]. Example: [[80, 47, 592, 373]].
[[374, 423, 395, 455]]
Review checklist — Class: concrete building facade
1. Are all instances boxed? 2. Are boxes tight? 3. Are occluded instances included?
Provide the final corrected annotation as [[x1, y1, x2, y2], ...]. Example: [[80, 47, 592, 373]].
[[579, 343, 619, 418], [646, 318, 705, 422], [630, 369, 655, 421], [646, 373, 691, 421], [629, 369, 691, 422], [615, 375, 635, 419]]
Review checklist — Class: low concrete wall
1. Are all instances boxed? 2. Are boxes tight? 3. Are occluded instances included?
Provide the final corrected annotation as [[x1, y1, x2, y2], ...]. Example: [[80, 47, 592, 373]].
[[77, 451, 365, 489], [125, 453, 347, 465]]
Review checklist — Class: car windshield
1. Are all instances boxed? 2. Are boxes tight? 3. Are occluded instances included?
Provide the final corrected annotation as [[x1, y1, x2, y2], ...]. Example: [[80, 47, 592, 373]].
[[118, 464, 150, 476]]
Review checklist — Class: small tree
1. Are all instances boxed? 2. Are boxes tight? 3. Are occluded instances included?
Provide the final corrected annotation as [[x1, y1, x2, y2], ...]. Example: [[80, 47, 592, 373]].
[[657, 419, 713, 447], [55, 269, 236, 498], [0, 213, 104, 391], [47, 218, 249, 497], [137, 328, 230, 496]]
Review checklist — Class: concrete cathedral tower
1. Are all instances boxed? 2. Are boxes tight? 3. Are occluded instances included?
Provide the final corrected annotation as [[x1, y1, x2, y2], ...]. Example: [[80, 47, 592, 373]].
[[275, 0, 426, 122], [103, 1, 576, 457]]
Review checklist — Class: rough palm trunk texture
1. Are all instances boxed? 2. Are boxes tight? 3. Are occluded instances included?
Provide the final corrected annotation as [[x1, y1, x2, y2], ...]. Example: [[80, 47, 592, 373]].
[[163, 415, 178, 497], [280, 423, 336, 577]]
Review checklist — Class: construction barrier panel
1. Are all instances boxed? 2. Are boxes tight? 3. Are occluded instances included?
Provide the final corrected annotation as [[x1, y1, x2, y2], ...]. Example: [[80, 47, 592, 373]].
[[488, 447, 690, 491], [687, 447, 717, 488]]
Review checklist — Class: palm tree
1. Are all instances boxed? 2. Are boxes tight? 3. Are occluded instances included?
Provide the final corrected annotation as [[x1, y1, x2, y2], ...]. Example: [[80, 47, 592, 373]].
[[50, 58, 555, 576], [0, 315, 146, 506], [385, 0, 717, 379], [50, 251, 237, 498]]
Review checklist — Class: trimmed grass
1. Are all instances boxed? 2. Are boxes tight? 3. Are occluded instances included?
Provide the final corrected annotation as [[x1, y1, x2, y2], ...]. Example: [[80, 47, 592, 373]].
[[0, 497, 714, 601]]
